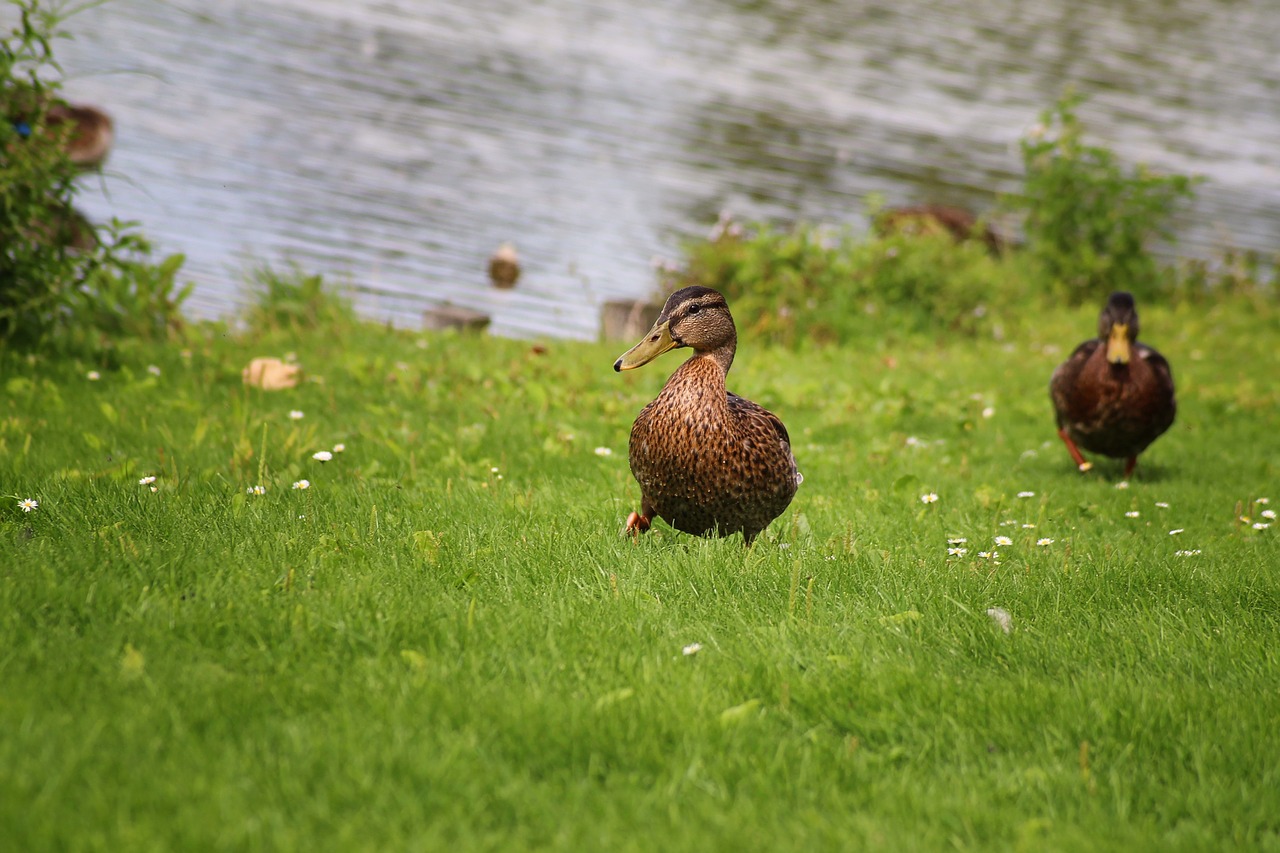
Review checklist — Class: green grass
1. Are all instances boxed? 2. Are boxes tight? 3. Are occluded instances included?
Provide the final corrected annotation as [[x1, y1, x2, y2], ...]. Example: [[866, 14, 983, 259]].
[[2, 295, 1278, 851]]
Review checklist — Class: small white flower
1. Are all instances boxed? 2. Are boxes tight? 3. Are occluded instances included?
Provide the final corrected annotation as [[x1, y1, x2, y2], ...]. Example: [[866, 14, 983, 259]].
[[1155, 502, 1170, 508], [1169, 528, 1184, 535], [289, 410, 305, 420], [1254, 522, 1271, 531], [1257, 498, 1270, 505], [149, 486, 158, 493], [18, 498, 38, 512], [86, 370, 101, 381], [332, 443, 346, 453], [313, 451, 333, 462], [905, 436, 921, 447], [138, 476, 157, 485], [986, 607, 1012, 634], [247, 485, 266, 495], [920, 492, 939, 504], [490, 467, 500, 473], [947, 537, 967, 545], [1239, 516, 1252, 524], [978, 551, 997, 559], [1262, 509, 1277, 520], [1175, 549, 1202, 557], [1036, 538, 1054, 546], [682, 643, 702, 656], [1115, 481, 1130, 490], [1021, 523, 1036, 529], [594, 446, 613, 457], [981, 406, 995, 419], [1125, 511, 1140, 518], [1017, 491, 1035, 499], [947, 547, 967, 557], [147, 365, 161, 376], [292, 480, 310, 490], [994, 536, 1012, 546]]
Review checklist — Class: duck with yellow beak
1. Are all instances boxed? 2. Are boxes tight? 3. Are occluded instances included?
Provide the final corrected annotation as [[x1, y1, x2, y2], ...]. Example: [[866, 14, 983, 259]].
[[1050, 291, 1176, 477], [613, 286, 800, 544]]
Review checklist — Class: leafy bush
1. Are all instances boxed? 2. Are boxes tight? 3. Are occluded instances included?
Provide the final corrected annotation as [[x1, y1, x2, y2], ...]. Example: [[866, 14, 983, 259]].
[[658, 216, 1025, 347], [1007, 91, 1199, 304], [1, 0, 188, 349]]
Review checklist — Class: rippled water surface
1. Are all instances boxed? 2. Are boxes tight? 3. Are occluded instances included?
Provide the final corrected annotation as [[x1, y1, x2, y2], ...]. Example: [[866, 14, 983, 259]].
[[39, 0, 1280, 338]]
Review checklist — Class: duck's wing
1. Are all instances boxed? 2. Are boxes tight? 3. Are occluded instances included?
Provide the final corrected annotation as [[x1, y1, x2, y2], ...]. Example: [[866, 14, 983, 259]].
[[1049, 339, 1102, 423], [728, 391, 791, 448]]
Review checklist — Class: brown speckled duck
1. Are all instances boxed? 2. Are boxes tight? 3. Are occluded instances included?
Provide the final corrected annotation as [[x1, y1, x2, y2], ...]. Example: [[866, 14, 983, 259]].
[[1050, 291, 1176, 477], [613, 286, 800, 544]]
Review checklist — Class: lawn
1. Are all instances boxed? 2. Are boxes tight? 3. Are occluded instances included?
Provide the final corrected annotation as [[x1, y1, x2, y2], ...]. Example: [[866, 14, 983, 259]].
[[1, 294, 1277, 851]]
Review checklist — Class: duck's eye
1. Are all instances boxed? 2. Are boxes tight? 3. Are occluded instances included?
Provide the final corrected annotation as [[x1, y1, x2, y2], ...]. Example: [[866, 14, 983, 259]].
[[688, 303, 701, 315]]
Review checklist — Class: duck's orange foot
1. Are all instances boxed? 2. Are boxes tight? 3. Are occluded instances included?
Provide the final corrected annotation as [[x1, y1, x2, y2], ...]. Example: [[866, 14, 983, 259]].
[[623, 511, 651, 539], [1057, 428, 1092, 473]]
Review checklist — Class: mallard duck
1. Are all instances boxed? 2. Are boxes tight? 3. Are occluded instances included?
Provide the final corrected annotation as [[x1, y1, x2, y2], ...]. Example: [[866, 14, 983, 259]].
[[488, 242, 520, 289], [46, 102, 114, 170], [613, 285, 800, 544], [1050, 291, 1176, 477], [873, 204, 1005, 254]]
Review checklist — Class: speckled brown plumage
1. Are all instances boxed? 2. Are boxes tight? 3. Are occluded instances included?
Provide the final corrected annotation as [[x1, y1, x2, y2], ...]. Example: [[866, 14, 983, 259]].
[[1050, 292, 1176, 476], [614, 286, 799, 544]]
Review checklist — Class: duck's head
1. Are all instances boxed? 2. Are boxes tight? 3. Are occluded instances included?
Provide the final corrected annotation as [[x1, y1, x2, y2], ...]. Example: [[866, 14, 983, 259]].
[[1099, 291, 1139, 365], [614, 286, 736, 372]]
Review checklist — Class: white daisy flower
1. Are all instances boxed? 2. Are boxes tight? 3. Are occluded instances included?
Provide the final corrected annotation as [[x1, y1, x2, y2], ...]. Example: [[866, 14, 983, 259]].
[[1017, 491, 1035, 499], [594, 447, 613, 457], [1254, 522, 1271, 531], [1036, 538, 1054, 546], [947, 537, 967, 545], [920, 492, 939, 504], [905, 436, 922, 447], [994, 536, 1012, 546], [289, 410, 305, 420], [682, 643, 702, 656], [313, 451, 333, 462], [292, 480, 310, 490], [981, 407, 995, 419], [1155, 502, 1170, 508], [332, 443, 346, 453], [87, 370, 101, 381], [1257, 498, 1270, 505], [947, 548, 967, 557], [1022, 523, 1036, 529], [150, 486, 158, 493], [1262, 509, 1276, 520], [978, 551, 998, 560], [139, 476, 157, 485], [1175, 549, 1201, 557], [247, 485, 266, 495], [146, 365, 162, 376], [18, 498, 38, 512], [1115, 481, 1130, 490], [1125, 511, 1140, 518], [1169, 529, 1184, 535]]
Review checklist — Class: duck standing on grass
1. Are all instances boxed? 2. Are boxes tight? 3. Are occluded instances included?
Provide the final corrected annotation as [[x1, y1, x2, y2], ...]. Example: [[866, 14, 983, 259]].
[[1050, 291, 1176, 477], [613, 286, 800, 544]]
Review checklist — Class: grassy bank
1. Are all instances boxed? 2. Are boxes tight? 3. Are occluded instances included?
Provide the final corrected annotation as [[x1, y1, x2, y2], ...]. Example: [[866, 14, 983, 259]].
[[2, 293, 1277, 851]]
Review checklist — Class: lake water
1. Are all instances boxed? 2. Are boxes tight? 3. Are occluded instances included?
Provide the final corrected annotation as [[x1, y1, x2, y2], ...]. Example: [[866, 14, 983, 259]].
[[40, 0, 1280, 339]]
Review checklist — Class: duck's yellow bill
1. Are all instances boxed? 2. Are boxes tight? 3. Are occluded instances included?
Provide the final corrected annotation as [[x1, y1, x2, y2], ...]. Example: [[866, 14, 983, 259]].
[[1106, 323, 1131, 364], [614, 321, 678, 371]]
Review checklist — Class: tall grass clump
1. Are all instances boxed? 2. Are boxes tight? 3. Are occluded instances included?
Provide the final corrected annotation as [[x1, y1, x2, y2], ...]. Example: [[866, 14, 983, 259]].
[[1007, 91, 1200, 305], [241, 264, 356, 335], [0, 0, 189, 350]]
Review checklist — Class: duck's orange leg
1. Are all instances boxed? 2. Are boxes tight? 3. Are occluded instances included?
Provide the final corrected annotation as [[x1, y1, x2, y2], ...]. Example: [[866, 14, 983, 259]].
[[624, 511, 651, 537], [1057, 428, 1093, 472], [1123, 456, 1138, 478]]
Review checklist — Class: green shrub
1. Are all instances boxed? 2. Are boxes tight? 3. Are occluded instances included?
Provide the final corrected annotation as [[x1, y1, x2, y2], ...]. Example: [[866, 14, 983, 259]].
[[1007, 91, 1199, 304], [658, 217, 1025, 347], [0, 0, 188, 350]]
